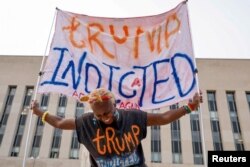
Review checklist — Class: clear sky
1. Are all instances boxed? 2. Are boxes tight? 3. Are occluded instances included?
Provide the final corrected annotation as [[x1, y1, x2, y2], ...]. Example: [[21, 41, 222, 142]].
[[0, 0, 250, 59]]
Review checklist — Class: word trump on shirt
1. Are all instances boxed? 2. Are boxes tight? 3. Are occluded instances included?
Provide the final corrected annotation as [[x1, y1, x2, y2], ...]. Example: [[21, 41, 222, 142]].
[[92, 125, 140, 155]]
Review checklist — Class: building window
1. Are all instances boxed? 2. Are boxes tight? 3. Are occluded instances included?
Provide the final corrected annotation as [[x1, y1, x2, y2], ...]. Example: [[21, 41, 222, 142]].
[[151, 126, 161, 163], [57, 95, 67, 117], [151, 109, 161, 163], [58, 95, 67, 107], [10, 87, 33, 157], [190, 113, 204, 164], [75, 102, 84, 117], [50, 129, 62, 158], [207, 91, 223, 151], [69, 102, 84, 159], [69, 131, 80, 159], [170, 104, 182, 164], [207, 91, 217, 112], [0, 86, 16, 145], [40, 93, 50, 108], [226, 92, 244, 151], [191, 119, 200, 131], [211, 120, 223, 151], [246, 92, 250, 112], [211, 121, 219, 132], [30, 94, 50, 158], [49, 94, 67, 158], [227, 92, 237, 113]]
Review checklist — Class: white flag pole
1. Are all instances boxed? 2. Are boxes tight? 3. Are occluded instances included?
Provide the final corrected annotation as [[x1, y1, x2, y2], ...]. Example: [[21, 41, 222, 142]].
[[22, 8, 58, 167], [193, 62, 207, 167], [186, 1, 207, 166]]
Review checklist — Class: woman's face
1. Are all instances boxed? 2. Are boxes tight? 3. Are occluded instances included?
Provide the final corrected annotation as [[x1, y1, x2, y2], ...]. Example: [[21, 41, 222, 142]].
[[91, 100, 116, 125]]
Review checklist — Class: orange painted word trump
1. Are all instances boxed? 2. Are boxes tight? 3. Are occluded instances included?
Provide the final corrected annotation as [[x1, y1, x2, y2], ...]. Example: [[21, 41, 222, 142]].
[[92, 125, 140, 155]]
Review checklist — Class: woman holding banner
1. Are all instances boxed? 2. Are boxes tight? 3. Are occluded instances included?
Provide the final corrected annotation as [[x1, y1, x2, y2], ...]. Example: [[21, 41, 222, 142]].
[[31, 88, 202, 167]]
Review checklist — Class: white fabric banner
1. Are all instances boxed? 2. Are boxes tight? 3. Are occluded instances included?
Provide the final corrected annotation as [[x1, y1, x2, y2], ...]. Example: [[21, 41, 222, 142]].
[[38, 1, 197, 110]]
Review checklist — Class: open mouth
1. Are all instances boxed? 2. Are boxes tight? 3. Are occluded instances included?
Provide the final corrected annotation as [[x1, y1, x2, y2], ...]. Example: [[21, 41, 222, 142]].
[[104, 118, 110, 122], [103, 117, 112, 124]]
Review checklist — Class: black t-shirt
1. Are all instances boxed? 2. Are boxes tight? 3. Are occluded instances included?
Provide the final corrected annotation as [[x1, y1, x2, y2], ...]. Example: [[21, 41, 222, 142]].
[[75, 109, 147, 167]]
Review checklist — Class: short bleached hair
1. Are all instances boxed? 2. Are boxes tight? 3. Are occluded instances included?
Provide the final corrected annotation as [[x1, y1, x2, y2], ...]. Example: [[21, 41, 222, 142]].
[[80, 88, 115, 105]]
